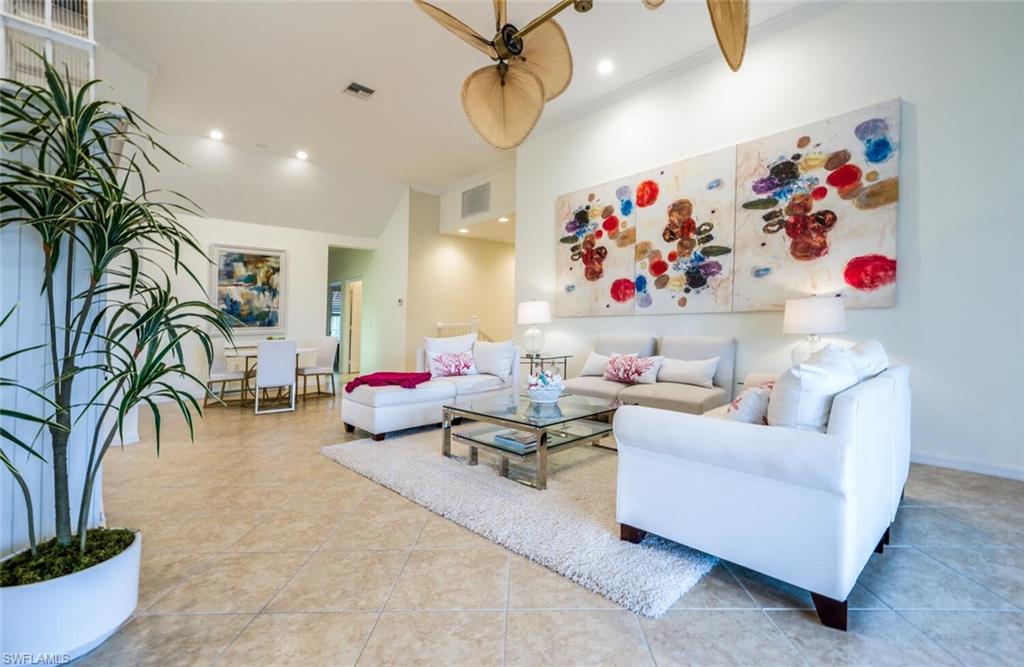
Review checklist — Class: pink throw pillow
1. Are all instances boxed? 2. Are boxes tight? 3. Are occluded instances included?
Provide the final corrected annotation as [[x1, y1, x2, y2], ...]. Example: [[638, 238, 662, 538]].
[[724, 381, 774, 424], [603, 353, 658, 385], [429, 351, 478, 377]]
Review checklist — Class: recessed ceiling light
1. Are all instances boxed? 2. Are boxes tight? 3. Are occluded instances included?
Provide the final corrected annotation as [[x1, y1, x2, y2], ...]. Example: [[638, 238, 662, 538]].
[[597, 59, 614, 76], [458, 228, 469, 234], [208, 129, 223, 140], [295, 150, 309, 161], [498, 216, 510, 223]]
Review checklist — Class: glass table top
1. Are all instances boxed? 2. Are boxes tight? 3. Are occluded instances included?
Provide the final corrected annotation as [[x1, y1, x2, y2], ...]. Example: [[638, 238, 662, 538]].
[[446, 394, 619, 428]]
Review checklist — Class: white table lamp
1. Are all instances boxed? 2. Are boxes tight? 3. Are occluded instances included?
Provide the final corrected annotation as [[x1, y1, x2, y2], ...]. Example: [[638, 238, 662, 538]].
[[783, 296, 846, 364], [518, 300, 551, 356]]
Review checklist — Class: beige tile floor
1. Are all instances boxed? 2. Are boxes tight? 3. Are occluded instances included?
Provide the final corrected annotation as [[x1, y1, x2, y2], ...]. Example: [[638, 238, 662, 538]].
[[76, 394, 1024, 666]]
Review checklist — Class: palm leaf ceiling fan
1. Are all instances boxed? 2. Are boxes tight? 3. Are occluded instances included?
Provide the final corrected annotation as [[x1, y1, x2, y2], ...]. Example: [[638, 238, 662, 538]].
[[414, 0, 750, 150]]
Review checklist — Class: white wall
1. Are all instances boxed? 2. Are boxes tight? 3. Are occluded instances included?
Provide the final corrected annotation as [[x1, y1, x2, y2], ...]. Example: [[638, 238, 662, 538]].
[[0, 226, 105, 555], [360, 189, 410, 372], [159, 215, 377, 393], [516, 2, 1023, 478], [406, 190, 516, 368]]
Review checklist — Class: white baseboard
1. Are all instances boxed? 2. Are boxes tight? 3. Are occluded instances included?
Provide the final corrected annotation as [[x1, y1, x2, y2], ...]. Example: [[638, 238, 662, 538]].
[[911, 452, 1023, 481]]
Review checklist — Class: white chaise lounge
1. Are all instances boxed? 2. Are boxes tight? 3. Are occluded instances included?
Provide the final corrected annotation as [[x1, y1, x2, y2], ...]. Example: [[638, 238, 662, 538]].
[[341, 347, 520, 440]]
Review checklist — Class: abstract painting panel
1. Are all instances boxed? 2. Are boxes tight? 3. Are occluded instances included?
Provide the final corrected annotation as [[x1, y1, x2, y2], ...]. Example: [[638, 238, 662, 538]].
[[211, 245, 285, 332], [554, 177, 638, 317], [732, 99, 899, 311], [634, 147, 737, 314]]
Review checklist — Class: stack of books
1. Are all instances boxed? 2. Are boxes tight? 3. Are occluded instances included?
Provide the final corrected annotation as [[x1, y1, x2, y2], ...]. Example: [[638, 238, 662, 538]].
[[492, 429, 538, 454]]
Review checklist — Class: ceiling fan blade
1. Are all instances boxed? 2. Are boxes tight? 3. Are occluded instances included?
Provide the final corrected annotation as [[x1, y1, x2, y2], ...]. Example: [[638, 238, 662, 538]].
[[641, 0, 665, 9], [414, 0, 498, 59], [510, 19, 572, 102], [461, 64, 545, 150], [706, 0, 749, 72], [494, 0, 506, 32]]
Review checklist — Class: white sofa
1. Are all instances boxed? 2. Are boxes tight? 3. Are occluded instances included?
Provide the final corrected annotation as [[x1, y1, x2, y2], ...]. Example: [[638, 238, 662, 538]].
[[563, 335, 736, 414], [341, 348, 519, 440], [614, 366, 911, 630]]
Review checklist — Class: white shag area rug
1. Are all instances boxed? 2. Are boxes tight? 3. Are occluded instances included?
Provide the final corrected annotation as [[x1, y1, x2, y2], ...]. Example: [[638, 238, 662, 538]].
[[320, 429, 715, 617]]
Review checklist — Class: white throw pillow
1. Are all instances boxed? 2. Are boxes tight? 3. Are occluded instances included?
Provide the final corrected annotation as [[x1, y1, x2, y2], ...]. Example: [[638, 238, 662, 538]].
[[767, 346, 858, 432], [472, 340, 516, 380], [579, 351, 610, 377], [724, 380, 774, 424], [847, 339, 889, 381], [423, 332, 477, 359], [657, 357, 720, 388]]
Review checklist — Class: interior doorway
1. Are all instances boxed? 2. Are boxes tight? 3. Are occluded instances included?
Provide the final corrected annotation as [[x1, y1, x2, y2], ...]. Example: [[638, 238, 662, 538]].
[[344, 279, 363, 374]]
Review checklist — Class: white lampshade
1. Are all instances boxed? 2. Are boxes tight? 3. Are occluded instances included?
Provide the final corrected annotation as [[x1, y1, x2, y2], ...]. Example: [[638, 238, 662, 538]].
[[517, 300, 551, 325], [783, 297, 847, 335]]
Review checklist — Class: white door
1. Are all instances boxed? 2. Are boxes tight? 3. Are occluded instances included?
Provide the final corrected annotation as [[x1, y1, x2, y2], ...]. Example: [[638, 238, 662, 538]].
[[346, 280, 363, 374]]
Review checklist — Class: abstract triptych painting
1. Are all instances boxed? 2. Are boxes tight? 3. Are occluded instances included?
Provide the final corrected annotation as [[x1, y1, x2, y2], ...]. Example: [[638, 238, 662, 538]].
[[554, 99, 900, 317]]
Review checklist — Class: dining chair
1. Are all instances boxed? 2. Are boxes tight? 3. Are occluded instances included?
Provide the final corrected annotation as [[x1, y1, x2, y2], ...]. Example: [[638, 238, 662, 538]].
[[254, 339, 298, 414], [298, 336, 338, 400], [204, 340, 246, 408]]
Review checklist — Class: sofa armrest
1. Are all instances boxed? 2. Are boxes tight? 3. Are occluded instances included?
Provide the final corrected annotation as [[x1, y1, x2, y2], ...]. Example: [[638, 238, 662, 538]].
[[613, 405, 850, 495]]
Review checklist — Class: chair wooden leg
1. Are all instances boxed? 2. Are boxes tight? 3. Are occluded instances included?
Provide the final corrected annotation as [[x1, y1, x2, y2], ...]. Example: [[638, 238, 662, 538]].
[[372, 433, 385, 442], [619, 523, 647, 544], [811, 593, 848, 631], [330, 373, 336, 396], [203, 382, 211, 408], [316, 375, 322, 396]]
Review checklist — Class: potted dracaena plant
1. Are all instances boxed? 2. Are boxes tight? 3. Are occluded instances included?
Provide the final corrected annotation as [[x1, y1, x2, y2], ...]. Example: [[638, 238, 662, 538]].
[[0, 55, 232, 659]]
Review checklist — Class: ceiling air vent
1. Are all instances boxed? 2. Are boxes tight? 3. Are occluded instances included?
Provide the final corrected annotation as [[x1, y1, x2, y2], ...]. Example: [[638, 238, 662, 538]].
[[461, 182, 491, 219], [344, 82, 375, 100]]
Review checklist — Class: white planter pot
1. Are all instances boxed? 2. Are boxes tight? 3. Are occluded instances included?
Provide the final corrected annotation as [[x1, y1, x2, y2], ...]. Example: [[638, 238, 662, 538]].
[[0, 532, 141, 661]]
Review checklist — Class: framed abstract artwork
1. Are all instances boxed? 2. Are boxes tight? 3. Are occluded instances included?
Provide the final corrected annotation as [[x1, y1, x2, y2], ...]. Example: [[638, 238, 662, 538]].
[[210, 245, 286, 334], [732, 99, 900, 311], [554, 177, 637, 317], [552, 99, 900, 316]]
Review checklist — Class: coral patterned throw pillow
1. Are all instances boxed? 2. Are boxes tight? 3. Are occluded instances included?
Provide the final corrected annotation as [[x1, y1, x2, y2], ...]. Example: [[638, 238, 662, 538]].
[[603, 354, 662, 385], [724, 381, 774, 424], [429, 351, 478, 378]]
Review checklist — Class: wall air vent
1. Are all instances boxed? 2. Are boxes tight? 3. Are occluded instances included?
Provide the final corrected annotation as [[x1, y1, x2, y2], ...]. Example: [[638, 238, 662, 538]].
[[344, 82, 375, 100], [461, 182, 491, 219]]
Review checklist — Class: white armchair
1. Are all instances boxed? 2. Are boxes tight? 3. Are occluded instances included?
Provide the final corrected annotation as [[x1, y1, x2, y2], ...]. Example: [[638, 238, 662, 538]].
[[614, 366, 910, 630]]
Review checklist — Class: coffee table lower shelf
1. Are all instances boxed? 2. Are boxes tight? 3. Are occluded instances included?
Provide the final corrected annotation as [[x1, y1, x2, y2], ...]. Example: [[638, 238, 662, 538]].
[[442, 412, 612, 490]]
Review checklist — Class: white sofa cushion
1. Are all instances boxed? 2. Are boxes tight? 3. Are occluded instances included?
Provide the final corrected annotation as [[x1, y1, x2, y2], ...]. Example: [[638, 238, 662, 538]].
[[594, 335, 656, 357], [767, 347, 858, 432], [423, 332, 477, 357], [846, 339, 889, 381], [345, 380, 456, 407], [563, 376, 627, 400], [579, 351, 610, 377], [657, 357, 719, 388], [430, 374, 506, 396], [472, 340, 516, 380]]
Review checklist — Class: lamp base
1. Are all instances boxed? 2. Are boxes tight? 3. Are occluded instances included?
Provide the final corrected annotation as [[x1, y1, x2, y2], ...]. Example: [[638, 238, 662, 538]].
[[791, 335, 825, 365], [523, 326, 545, 356]]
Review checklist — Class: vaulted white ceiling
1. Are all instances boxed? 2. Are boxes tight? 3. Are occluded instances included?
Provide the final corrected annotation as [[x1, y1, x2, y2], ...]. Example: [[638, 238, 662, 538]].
[[96, 0, 815, 235]]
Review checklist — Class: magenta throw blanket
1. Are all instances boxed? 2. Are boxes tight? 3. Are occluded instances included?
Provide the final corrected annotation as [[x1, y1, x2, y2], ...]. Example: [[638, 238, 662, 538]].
[[344, 371, 433, 393]]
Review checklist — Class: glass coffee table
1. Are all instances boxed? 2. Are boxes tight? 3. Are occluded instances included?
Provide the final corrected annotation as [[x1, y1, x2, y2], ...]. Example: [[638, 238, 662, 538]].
[[441, 394, 619, 490]]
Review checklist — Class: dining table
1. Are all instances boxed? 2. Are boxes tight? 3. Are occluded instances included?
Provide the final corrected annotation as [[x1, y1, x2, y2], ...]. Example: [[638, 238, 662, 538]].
[[224, 344, 317, 407]]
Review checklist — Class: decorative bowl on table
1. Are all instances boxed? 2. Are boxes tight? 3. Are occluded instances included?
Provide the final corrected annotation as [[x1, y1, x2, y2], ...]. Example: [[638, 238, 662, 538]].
[[525, 371, 565, 404]]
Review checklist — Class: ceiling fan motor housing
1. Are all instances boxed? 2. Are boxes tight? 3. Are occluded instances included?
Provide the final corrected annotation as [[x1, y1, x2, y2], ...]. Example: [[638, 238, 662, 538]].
[[495, 23, 524, 60]]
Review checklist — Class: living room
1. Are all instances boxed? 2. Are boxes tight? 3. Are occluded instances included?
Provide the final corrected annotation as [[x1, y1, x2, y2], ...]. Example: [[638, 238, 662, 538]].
[[1, 1, 1021, 665]]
